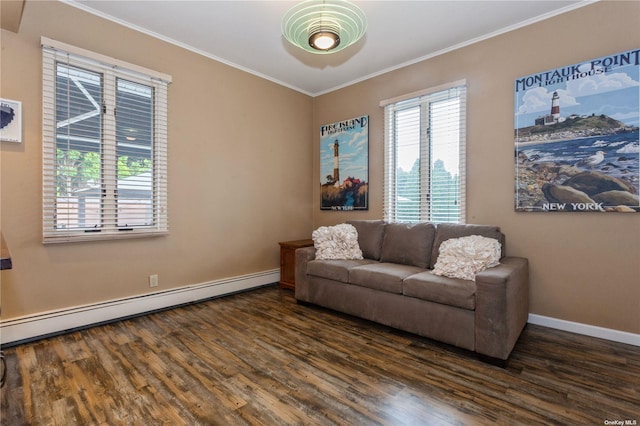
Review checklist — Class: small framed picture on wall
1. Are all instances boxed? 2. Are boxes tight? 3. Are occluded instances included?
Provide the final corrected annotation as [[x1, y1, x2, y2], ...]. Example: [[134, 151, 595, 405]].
[[0, 98, 22, 143]]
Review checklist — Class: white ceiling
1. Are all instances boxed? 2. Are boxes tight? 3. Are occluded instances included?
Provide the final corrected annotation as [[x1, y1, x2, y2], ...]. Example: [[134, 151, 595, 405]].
[[66, 0, 590, 96]]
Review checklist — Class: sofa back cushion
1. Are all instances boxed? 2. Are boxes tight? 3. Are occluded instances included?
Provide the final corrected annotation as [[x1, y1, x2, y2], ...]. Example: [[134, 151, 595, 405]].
[[379, 222, 436, 269], [430, 223, 505, 269], [347, 220, 386, 260]]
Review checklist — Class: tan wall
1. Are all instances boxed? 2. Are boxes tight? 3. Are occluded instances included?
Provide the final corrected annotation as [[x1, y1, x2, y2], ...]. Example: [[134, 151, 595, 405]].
[[0, 1, 313, 318], [313, 1, 640, 334]]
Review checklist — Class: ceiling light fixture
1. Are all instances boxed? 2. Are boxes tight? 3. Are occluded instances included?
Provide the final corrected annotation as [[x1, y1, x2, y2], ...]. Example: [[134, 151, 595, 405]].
[[282, 0, 367, 54]]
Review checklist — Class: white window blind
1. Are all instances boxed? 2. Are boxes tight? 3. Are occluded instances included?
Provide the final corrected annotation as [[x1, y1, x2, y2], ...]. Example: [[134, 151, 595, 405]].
[[42, 38, 171, 243], [382, 83, 466, 223]]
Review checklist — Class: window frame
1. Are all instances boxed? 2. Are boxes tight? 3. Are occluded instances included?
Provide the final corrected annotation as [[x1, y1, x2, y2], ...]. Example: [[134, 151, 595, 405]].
[[42, 37, 171, 243], [381, 80, 467, 224]]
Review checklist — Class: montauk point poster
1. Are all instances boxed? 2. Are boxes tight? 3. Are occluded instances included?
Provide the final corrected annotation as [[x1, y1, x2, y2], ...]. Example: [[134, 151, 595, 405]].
[[515, 49, 639, 212], [320, 115, 369, 210]]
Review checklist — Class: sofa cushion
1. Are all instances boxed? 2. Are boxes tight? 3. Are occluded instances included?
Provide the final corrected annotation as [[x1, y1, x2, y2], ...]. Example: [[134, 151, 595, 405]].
[[379, 222, 436, 269], [432, 235, 501, 282], [307, 259, 377, 283], [312, 223, 363, 260], [403, 271, 476, 310], [347, 220, 386, 260], [349, 262, 425, 294], [430, 223, 504, 269]]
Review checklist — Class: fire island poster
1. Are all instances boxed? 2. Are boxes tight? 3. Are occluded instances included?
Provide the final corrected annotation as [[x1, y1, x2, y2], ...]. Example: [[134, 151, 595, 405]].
[[320, 115, 369, 210], [514, 49, 640, 212]]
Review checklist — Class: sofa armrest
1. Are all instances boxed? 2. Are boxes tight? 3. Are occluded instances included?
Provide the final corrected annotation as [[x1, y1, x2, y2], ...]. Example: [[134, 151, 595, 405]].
[[474, 256, 529, 360], [295, 246, 316, 301]]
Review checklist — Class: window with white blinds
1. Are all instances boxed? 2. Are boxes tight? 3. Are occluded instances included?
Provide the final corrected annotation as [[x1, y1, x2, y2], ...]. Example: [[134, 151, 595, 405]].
[[42, 38, 171, 243], [382, 82, 466, 224]]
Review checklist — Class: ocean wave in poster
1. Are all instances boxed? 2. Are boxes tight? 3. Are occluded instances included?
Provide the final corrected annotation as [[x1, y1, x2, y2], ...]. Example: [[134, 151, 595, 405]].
[[521, 134, 639, 179], [616, 141, 639, 154]]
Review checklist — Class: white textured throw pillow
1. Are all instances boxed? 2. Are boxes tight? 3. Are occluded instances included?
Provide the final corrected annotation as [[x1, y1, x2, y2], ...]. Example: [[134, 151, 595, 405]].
[[312, 224, 363, 260], [432, 235, 501, 281]]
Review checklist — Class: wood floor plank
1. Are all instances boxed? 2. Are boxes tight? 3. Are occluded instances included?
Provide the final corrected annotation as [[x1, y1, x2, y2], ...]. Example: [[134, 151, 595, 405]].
[[1, 286, 639, 425]]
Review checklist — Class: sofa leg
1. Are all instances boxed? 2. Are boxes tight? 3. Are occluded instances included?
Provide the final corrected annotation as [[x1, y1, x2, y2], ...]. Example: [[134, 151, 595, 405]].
[[477, 354, 509, 368]]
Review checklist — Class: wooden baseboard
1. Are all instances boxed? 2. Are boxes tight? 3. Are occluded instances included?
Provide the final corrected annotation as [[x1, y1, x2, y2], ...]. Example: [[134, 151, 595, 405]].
[[0, 269, 280, 346]]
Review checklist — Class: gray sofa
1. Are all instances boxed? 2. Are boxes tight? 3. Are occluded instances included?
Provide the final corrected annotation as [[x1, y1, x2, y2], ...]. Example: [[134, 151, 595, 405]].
[[295, 220, 529, 360]]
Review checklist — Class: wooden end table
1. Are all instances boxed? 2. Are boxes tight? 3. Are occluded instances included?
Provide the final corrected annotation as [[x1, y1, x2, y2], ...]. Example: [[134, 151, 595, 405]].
[[278, 239, 314, 290]]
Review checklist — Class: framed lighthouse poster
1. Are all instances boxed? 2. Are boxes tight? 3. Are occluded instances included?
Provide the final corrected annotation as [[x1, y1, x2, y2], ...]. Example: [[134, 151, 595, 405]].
[[320, 115, 369, 210], [514, 48, 640, 213]]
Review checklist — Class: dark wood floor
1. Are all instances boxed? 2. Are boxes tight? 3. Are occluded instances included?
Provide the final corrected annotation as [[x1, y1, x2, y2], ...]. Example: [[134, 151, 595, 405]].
[[1, 285, 638, 425]]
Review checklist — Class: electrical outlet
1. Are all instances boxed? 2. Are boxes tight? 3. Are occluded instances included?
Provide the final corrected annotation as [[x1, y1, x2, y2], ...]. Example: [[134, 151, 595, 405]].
[[149, 274, 159, 288]]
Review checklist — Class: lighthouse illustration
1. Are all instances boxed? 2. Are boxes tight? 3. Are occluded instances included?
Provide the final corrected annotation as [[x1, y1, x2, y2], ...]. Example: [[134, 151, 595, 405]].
[[534, 91, 564, 126], [550, 91, 560, 120], [333, 140, 340, 184]]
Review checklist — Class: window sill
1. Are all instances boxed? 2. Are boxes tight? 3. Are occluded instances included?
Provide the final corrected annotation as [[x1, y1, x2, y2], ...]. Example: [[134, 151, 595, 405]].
[[42, 229, 168, 244]]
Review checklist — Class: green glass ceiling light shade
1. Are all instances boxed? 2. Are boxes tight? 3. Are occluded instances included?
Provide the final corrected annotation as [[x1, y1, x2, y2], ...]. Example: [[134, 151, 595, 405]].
[[282, 0, 367, 54]]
